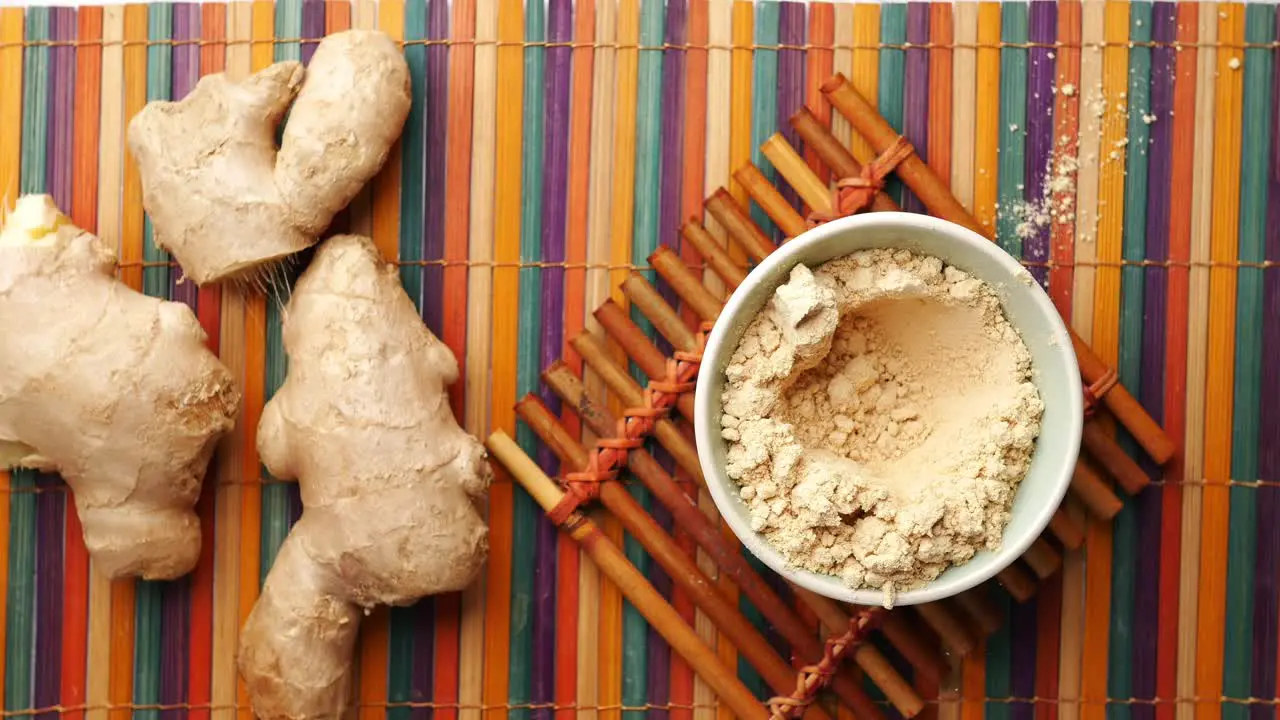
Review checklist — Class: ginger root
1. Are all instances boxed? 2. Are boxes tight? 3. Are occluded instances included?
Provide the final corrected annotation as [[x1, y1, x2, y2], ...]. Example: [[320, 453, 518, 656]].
[[0, 195, 241, 580], [128, 30, 411, 285], [238, 235, 491, 720]]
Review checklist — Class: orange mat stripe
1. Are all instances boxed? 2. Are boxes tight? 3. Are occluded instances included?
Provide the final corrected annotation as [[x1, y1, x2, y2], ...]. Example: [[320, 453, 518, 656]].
[[804, 3, 833, 184], [1194, 6, 1244, 720], [0, 10, 19, 715], [1080, 4, 1131, 719], [483, 0, 523, 715]]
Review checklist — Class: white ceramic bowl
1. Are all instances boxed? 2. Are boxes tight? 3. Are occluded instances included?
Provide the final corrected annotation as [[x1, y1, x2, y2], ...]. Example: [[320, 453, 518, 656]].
[[694, 212, 1083, 606]]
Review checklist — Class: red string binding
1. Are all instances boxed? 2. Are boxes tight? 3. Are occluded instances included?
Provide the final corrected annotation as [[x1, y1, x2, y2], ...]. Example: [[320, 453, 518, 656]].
[[766, 608, 884, 718], [1082, 368, 1119, 418], [806, 136, 916, 227], [546, 321, 715, 525]]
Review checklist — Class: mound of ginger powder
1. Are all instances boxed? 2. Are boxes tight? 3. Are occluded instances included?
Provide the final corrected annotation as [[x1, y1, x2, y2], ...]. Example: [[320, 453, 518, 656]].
[[719, 249, 1044, 606]]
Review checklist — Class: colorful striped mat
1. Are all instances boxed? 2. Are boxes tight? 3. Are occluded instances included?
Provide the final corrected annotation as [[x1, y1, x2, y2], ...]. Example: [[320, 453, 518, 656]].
[[0, 1, 1274, 718]]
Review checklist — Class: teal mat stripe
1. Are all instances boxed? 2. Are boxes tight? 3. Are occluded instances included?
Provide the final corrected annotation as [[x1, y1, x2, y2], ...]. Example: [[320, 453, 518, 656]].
[[133, 6, 173, 720], [258, 0, 302, 584], [510, 0, 547, 715], [748, 0, 779, 240], [1222, 5, 1274, 717], [388, 4, 429, 712], [1108, 5, 1153, 720], [994, 2, 1027, 257], [983, 6, 1026, 719]]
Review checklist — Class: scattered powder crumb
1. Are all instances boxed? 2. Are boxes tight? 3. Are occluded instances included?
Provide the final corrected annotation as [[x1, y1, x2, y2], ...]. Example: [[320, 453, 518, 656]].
[[1088, 93, 1107, 119], [720, 251, 1044, 607], [1006, 150, 1080, 240], [1143, 113, 1157, 125], [1229, 57, 1242, 70], [1061, 83, 1077, 97]]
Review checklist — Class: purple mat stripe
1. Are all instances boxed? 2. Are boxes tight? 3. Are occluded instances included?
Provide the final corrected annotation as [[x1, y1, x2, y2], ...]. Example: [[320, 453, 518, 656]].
[[1132, 6, 1177, 719], [1251, 9, 1280, 718], [34, 9, 71, 718], [777, 2, 804, 214], [902, 2, 929, 214], [1023, 0, 1055, 289]]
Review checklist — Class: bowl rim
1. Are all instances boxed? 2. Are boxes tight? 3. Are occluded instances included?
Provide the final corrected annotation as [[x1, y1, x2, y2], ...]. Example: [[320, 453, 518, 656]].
[[693, 211, 1083, 606]]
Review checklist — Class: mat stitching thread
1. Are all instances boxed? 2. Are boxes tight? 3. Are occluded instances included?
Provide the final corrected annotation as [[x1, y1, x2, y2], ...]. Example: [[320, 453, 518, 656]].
[[106, 258, 1280, 270], [3, 696, 1280, 715], [0, 38, 1273, 52]]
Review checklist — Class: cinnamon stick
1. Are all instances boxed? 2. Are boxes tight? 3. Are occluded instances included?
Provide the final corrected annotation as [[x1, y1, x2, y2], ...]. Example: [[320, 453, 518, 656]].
[[1071, 337, 1177, 465], [995, 563, 1038, 603], [705, 187, 777, 262], [540, 367, 912, 719], [821, 72, 1175, 467], [516, 397, 836, 720], [913, 602, 977, 657], [790, 107, 862, 178], [1021, 538, 1062, 580], [621, 273, 698, 351], [789, 107, 899, 213], [592, 300, 697, 422], [567, 336, 703, 483], [680, 221, 749, 289], [1082, 419, 1151, 496], [486, 431, 771, 720], [760, 133, 834, 216], [820, 74, 983, 236], [1048, 508, 1086, 551], [950, 587, 1003, 637], [733, 165, 808, 239], [649, 246, 723, 322], [1070, 458, 1124, 520]]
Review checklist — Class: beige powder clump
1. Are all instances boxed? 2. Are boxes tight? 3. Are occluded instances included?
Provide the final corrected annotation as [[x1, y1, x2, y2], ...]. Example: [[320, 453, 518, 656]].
[[720, 249, 1044, 606]]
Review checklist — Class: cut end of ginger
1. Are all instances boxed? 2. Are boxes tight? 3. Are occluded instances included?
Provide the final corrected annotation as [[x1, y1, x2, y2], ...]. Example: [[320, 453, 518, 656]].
[[0, 194, 72, 247]]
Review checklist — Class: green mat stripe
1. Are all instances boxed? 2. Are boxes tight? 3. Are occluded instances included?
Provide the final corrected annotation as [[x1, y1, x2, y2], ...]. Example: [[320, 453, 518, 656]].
[[509, 0, 547, 716], [984, 5, 1025, 718], [1222, 5, 1274, 717], [132, 6, 173, 720]]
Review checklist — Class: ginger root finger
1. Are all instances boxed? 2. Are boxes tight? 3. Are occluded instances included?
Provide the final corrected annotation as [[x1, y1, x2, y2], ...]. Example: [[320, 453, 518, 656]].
[[238, 235, 491, 720], [0, 195, 241, 580], [128, 30, 411, 285]]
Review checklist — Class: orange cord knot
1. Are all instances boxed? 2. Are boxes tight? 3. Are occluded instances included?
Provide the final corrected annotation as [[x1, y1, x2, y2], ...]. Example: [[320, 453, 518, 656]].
[[549, 447, 617, 524], [1083, 368, 1119, 418], [806, 136, 916, 228], [766, 609, 884, 719]]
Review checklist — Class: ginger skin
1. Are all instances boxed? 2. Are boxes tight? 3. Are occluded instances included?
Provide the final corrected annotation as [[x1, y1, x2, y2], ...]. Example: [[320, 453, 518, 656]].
[[238, 235, 491, 720], [127, 30, 411, 285], [0, 195, 241, 580]]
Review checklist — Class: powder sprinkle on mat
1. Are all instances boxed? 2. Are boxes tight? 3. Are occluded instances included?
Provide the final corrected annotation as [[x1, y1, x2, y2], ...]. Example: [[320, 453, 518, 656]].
[[720, 249, 1044, 606]]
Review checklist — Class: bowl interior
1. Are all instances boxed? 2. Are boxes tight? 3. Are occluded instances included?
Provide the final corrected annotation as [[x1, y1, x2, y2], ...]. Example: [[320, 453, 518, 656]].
[[694, 212, 1083, 606]]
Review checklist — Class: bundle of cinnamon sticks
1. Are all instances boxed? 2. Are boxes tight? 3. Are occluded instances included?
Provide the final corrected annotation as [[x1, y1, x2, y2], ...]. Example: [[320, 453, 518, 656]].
[[485, 72, 1178, 720]]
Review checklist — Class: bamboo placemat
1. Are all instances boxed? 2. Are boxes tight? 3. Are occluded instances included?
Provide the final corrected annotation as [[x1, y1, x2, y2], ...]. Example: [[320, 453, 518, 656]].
[[0, 1, 1275, 718]]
